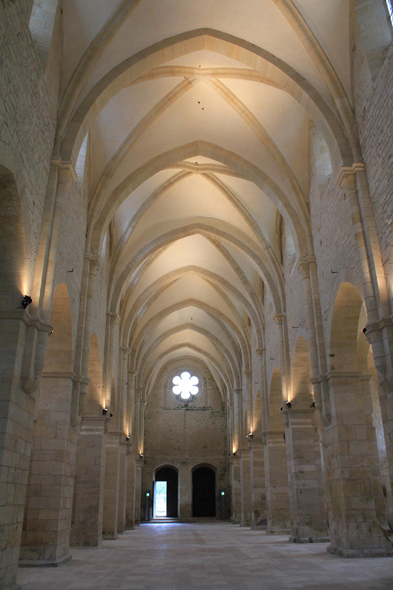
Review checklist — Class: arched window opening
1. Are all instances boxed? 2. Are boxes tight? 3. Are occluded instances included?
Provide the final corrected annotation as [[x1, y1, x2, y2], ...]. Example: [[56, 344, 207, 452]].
[[354, 0, 393, 80], [310, 121, 333, 198], [192, 466, 216, 517], [75, 133, 88, 183], [29, 1, 59, 66], [386, 1, 393, 27]]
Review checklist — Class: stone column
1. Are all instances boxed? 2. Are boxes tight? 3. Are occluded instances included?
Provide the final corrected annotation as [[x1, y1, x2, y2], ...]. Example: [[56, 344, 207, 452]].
[[117, 440, 128, 534], [264, 431, 290, 534], [240, 446, 253, 527], [324, 371, 393, 557], [250, 440, 267, 528], [0, 314, 36, 589], [231, 455, 241, 523], [20, 372, 78, 566], [70, 416, 107, 547], [134, 458, 143, 526], [125, 450, 137, 529], [180, 462, 192, 520], [283, 407, 328, 543], [102, 432, 121, 539], [338, 167, 393, 493]]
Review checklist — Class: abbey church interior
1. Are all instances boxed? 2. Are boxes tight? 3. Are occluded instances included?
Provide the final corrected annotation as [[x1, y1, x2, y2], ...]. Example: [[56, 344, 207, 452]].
[[1, 1, 393, 589]]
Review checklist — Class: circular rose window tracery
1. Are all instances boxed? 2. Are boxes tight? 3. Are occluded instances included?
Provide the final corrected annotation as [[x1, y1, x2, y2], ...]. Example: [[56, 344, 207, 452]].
[[172, 371, 199, 400]]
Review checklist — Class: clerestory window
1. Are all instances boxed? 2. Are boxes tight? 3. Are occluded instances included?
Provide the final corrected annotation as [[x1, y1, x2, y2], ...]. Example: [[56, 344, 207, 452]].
[[172, 372, 199, 400], [386, 0, 393, 27]]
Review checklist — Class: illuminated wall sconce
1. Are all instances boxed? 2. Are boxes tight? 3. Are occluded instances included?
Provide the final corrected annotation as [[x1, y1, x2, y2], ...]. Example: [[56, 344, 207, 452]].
[[140, 453, 144, 458], [102, 408, 108, 416], [247, 432, 253, 439], [20, 295, 33, 309], [311, 401, 316, 408], [126, 435, 130, 441], [285, 401, 292, 409]]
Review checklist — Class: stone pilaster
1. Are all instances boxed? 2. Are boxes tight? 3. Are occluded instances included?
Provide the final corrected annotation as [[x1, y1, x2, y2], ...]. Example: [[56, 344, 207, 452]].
[[102, 432, 121, 539], [134, 458, 143, 526], [70, 416, 107, 547], [264, 431, 290, 534], [250, 441, 267, 528], [125, 450, 137, 529], [240, 446, 253, 527], [117, 441, 128, 534], [231, 455, 241, 523], [284, 408, 328, 543]]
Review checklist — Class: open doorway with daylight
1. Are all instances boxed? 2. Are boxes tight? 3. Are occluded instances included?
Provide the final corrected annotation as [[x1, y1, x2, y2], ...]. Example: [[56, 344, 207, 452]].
[[154, 467, 178, 518], [192, 466, 216, 517]]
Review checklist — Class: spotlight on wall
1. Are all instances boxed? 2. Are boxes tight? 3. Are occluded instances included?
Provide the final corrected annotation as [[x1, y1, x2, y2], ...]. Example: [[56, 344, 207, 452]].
[[20, 295, 33, 309], [247, 432, 253, 439], [233, 452, 236, 456], [109, 412, 113, 418], [285, 401, 292, 409], [311, 401, 316, 408], [102, 408, 108, 416], [140, 453, 144, 458], [126, 435, 130, 441]]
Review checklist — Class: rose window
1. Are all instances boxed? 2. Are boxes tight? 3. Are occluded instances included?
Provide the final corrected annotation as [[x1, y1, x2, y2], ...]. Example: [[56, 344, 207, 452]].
[[172, 371, 199, 400]]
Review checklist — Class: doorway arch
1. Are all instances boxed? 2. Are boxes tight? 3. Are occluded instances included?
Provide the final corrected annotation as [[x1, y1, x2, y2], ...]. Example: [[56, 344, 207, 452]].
[[154, 466, 179, 518], [192, 465, 216, 517]]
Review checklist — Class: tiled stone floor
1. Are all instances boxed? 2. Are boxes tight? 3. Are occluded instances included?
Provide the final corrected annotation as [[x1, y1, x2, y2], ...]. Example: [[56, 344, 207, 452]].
[[17, 523, 393, 590]]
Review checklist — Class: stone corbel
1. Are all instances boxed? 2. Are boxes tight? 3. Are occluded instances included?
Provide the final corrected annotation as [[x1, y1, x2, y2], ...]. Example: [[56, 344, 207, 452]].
[[272, 313, 285, 326], [51, 157, 77, 184], [295, 256, 316, 278], [336, 163, 365, 196]]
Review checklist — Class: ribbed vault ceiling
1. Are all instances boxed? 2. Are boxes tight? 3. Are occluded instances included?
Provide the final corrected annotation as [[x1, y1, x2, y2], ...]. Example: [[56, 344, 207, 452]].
[[59, 0, 352, 400]]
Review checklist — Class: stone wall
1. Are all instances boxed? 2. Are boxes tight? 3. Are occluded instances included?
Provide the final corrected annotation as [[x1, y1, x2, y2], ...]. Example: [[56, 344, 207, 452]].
[[142, 359, 229, 521], [352, 9, 393, 301], [0, 0, 62, 286]]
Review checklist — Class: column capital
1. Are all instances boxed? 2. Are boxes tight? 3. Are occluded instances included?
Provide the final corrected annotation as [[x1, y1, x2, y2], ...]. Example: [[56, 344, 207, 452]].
[[272, 313, 285, 326], [255, 347, 265, 356], [51, 157, 77, 182], [336, 163, 365, 193], [296, 256, 316, 276], [107, 312, 121, 324]]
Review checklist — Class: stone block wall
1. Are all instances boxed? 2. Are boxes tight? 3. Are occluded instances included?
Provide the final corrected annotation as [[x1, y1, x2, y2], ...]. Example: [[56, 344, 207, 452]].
[[142, 360, 229, 521], [352, 9, 393, 302]]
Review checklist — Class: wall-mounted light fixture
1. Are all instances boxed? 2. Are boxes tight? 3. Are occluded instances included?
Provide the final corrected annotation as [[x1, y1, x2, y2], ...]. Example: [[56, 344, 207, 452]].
[[109, 412, 113, 418], [247, 432, 253, 439], [140, 453, 144, 458], [20, 295, 33, 309], [126, 435, 130, 441], [102, 408, 108, 416], [285, 401, 292, 409], [311, 401, 316, 408]]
